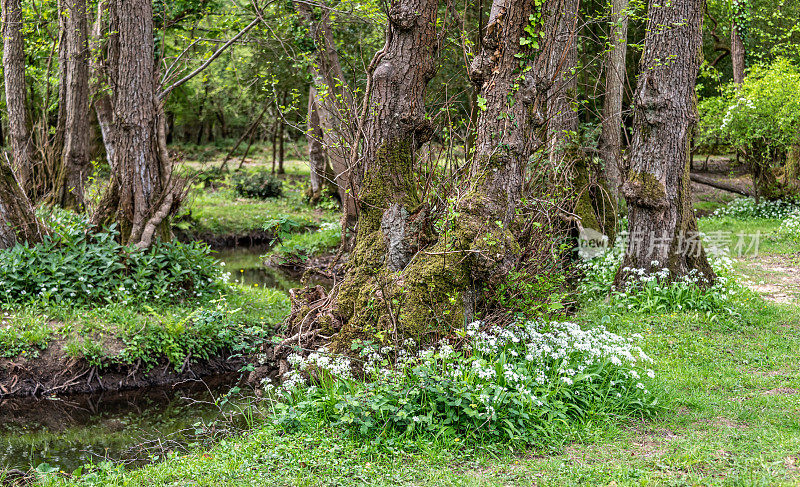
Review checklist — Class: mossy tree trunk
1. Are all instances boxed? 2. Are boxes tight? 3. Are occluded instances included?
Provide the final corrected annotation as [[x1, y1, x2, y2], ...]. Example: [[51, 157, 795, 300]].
[[615, 0, 715, 285], [731, 0, 746, 86], [0, 160, 46, 249], [53, 0, 91, 211], [334, 0, 548, 340], [2, 0, 36, 195], [91, 0, 179, 248]]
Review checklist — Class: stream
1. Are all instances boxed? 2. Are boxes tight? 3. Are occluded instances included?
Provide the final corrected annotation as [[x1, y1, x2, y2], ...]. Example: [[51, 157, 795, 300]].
[[0, 248, 302, 473]]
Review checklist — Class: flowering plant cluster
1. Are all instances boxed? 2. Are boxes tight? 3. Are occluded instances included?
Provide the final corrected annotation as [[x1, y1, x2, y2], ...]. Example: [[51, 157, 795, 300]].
[[771, 210, 800, 242], [269, 320, 658, 447], [579, 245, 741, 319], [709, 197, 800, 220], [0, 208, 225, 307]]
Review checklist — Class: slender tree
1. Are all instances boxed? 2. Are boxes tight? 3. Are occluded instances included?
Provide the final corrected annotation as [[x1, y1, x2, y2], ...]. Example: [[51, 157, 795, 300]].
[[0, 159, 46, 249], [307, 83, 336, 204], [2, 0, 35, 194], [599, 0, 630, 200], [731, 0, 746, 85], [54, 0, 91, 210], [615, 0, 715, 284]]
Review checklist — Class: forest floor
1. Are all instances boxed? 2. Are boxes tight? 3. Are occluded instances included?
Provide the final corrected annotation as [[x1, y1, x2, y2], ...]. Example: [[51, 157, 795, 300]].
[[18, 160, 800, 485]]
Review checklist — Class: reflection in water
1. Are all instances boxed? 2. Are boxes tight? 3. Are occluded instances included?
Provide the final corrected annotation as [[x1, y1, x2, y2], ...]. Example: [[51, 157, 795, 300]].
[[0, 378, 258, 472]]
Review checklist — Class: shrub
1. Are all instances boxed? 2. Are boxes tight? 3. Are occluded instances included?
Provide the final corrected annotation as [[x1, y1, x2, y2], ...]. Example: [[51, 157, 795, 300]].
[[268, 222, 341, 263], [232, 169, 283, 199], [771, 210, 800, 242], [270, 320, 658, 448], [0, 209, 224, 307]]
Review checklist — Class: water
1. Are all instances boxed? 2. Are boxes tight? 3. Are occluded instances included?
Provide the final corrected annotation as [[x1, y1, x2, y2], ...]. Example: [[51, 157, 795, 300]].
[[0, 247, 306, 473], [0, 378, 260, 472]]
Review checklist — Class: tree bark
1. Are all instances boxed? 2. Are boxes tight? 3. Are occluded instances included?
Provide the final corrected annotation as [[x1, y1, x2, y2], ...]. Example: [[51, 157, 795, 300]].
[[731, 1, 745, 85], [0, 159, 46, 249], [307, 83, 335, 204], [92, 0, 177, 246], [54, 0, 91, 210], [89, 0, 115, 167], [615, 0, 715, 285], [546, 0, 579, 169], [599, 0, 629, 200], [293, 0, 358, 230], [2, 0, 35, 194]]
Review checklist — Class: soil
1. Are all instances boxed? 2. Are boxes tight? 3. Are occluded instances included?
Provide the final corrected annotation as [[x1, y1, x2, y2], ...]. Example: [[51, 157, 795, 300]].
[[739, 254, 800, 304], [0, 344, 247, 399]]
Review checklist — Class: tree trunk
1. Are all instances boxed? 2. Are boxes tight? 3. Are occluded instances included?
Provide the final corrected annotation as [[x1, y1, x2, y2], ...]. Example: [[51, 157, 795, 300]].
[[54, 0, 91, 211], [293, 0, 358, 230], [0, 159, 46, 249], [2, 0, 35, 194], [89, 0, 115, 167], [307, 83, 335, 204], [546, 0, 579, 169], [599, 0, 629, 200], [615, 0, 715, 285], [731, 1, 745, 85], [92, 0, 177, 247]]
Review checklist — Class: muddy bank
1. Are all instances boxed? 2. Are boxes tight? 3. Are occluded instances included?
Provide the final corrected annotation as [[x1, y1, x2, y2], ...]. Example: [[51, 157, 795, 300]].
[[174, 228, 279, 250], [0, 345, 247, 399]]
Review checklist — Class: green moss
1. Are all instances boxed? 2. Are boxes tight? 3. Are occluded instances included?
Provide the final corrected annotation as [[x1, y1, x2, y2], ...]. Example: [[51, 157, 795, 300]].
[[625, 171, 668, 209]]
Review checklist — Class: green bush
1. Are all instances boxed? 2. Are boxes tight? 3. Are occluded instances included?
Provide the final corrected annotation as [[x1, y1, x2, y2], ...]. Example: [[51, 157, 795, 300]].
[[268, 222, 341, 263], [231, 169, 283, 199], [0, 209, 224, 307], [709, 197, 800, 219], [270, 320, 658, 448]]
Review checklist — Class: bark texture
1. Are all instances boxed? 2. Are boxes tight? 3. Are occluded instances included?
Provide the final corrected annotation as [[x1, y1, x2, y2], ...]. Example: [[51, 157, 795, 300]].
[[0, 160, 45, 249], [306, 83, 335, 204], [293, 1, 358, 227], [545, 0, 579, 170], [54, 0, 91, 210], [92, 0, 177, 247], [599, 0, 629, 199], [731, 3, 745, 85], [615, 0, 715, 284], [89, 0, 115, 166], [2, 0, 35, 194]]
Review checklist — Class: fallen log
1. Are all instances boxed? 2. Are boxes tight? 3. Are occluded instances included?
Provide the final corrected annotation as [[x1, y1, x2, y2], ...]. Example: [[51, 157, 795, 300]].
[[690, 173, 752, 197]]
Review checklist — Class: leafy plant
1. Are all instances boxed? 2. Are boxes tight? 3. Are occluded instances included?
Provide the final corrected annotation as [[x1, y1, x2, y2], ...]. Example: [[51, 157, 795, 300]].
[[231, 169, 283, 199], [0, 208, 224, 308], [271, 320, 658, 448]]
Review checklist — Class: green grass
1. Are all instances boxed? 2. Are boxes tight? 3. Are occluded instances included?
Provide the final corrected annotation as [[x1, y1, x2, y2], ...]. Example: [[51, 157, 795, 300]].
[[0, 285, 290, 368]]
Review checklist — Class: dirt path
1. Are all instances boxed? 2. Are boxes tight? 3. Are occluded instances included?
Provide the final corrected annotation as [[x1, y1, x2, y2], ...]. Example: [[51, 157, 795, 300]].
[[738, 254, 800, 303]]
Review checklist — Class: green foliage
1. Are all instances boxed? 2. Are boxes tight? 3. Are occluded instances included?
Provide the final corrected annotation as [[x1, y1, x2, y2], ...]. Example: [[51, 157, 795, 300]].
[[0, 209, 223, 308], [493, 268, 568, 318], [273, 321, 658, 448], [0, 311, 52, 358], [701, 59, 800, 160], [231, 170, 284, 199], [709, 196, 800, 219], [267, 222, 341, 263], [579, 248, 742, 319]]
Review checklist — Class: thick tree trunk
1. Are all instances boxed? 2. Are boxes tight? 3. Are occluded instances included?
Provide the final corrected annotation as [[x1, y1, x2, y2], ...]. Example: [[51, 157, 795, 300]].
[[2, 0, 35, 194], [615, 0, 715, 285], [599, 0, 629, 200], [54, 0, 91, 210], [92, 0, 177, 247], [0, 160, 46, 249]]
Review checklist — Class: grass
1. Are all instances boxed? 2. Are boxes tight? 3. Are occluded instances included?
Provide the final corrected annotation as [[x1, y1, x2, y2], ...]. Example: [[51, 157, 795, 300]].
[[0, 285, 290, 368], [24, 209, 800, 486]]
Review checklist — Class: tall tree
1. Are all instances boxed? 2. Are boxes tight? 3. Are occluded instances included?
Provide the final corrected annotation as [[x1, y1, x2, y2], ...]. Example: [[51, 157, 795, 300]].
[[599, 0, 630, 200], [546, 0, 580, 169], [2, 0, 35, 194], [93, 0, 179, 248], [306, 83, 336, 204], [54, 0, 91, 210], [615, 0, 715, 284]]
